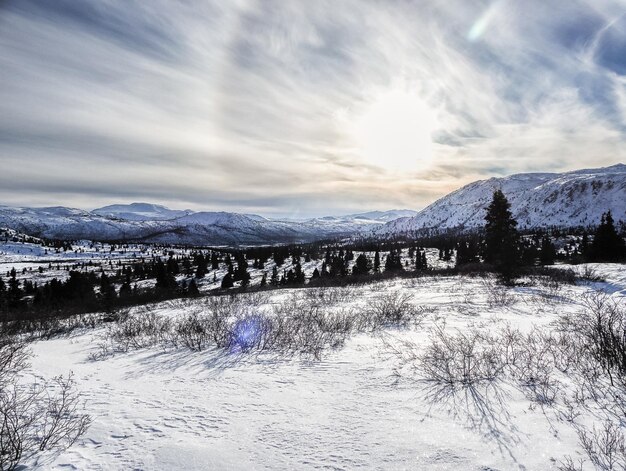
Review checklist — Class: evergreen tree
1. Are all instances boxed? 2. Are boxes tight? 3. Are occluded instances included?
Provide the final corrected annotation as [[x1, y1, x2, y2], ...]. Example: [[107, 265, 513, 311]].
[[539, 236, 556, 265], [155, 260, 177, 292], [211, 252, 220, 270], [352, 253, 371, 276], [294, 263, 305, 284], [483, 189, 520, 278], [384, 250, 403, 272], [119, 275, 132, 298], [374, 250, 381, 272], [195, 262, 207, 279], [99, 273, 117, 311], [187, 279, 200, 297], [221, 273, 234, 289], [415, 250, 428, 271], [0, 275, 5, 310], [260, 273, 267, 287], [7, 268, 23, 310], [589, 211, 625, 261], [270, 266, 279, 286], [320, 261, 328, 277], [456, 241, 479, 267]]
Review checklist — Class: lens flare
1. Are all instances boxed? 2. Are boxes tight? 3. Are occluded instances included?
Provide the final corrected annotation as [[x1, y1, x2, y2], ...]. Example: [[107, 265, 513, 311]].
[[468, 0, 506, 42], [231, 316, 263, 352]]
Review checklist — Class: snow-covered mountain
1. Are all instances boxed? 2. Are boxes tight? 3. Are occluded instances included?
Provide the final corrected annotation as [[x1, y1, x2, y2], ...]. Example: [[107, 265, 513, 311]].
[[340, 209, 418, 223], [378, 163, 626, 236], [0, 204, 414, 246], [92, 203, 193, 221]]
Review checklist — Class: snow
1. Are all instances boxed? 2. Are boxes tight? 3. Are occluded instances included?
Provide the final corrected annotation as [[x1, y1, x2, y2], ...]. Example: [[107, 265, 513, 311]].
[[92, 203, 193, 221], [0, 205, 416, 246], [20, 262, 626, 470], [378, 163, 626, 235]]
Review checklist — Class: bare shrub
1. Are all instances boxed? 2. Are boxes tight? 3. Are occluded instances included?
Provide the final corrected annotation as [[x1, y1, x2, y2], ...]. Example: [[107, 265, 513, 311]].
[[98, 293, 357, 360], [104, 311, 171, 353], [364, 291, 425, 329], [301, 287, 354, 308], [578, 421, 626, 471], [0, 336, 90, 470], [172, 313, 215, 351], [558, 455, 585, 471], [579, 266, 605, 283], [482, 278, 516, 308], [0, 338, 30, 389], [419, 327, 505, 386], [237, 292, 270, 308], [573, 293, 626, 386]]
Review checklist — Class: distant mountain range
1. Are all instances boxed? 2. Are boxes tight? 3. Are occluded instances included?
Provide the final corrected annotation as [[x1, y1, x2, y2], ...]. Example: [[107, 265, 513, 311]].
[[377, 163, 626, 236], [1, 164, 624, 245], [0, 204, 416, 246]]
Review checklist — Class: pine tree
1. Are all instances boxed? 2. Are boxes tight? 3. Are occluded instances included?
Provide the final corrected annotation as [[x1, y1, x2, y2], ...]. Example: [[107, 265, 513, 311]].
[[211, 252, 220, 270], [0, 275, 6, 312], [7, 268, 23, 310], [384, 250, 403, 272], [119, 275, 132, 298], [294, 263, 305, 284], [221, 273, 234, 289], [456, 241, 479, 267], [99, 273, 117, 311], [352, 253, 371, 276], [483, 189, 520, 279], [155, 260, 177, 292], [195, 262, 207, 279], [187, 279, 200, 296], [539, 236, 556, 265], [374, 250, 381, 272], [415, 250, 428, 271], [589, 211, 625, 262]]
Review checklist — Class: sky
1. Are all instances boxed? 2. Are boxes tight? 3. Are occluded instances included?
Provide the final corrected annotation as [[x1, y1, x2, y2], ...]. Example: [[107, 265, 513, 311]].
[[1, 0, 626, 218]]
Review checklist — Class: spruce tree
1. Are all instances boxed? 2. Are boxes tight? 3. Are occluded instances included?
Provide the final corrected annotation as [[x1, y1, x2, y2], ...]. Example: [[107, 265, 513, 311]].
[[7, 268, 23, 310], [539, 236, 556, 265], [221, 273, 234, 289], [589, 211, 625, 261], [415, 250, 428, 271], [483, 189, 520, 279], [187, 279, 200, 296], [294, 263, 305, 284], [352, 253, 371, 276]]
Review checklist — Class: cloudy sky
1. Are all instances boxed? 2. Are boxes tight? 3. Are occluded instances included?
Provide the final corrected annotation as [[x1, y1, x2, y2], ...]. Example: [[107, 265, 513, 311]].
[[1, 0, 626, 217]]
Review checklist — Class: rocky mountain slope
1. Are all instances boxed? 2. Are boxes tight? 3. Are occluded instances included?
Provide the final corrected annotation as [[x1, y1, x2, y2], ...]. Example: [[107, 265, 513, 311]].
[[378, 164, 626, 236]]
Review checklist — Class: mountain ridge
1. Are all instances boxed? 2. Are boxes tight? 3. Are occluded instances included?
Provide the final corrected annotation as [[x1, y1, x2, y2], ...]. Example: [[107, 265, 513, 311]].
[[377, 163, 626, 236]]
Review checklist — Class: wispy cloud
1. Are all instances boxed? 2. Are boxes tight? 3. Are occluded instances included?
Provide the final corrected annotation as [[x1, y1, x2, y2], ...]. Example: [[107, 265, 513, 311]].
[[1, 0, 625, 217]]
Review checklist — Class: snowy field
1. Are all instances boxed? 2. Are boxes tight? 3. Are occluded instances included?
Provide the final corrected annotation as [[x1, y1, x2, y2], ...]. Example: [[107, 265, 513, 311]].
[[14, 263, 626, 470]]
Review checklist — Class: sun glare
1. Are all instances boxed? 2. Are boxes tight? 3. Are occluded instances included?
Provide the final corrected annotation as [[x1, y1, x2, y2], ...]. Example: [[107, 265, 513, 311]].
[[352, 88, 438, 171]]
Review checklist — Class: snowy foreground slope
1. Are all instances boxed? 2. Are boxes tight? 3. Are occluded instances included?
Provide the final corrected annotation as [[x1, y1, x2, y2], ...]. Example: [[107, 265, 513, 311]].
[[23, 263, 626, 470], [379, 163, 626, 235], [0, 205, 415, 246]]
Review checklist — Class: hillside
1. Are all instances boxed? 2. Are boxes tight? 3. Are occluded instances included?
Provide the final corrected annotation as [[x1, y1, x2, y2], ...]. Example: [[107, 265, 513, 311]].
[[378, 164, 626, 235]]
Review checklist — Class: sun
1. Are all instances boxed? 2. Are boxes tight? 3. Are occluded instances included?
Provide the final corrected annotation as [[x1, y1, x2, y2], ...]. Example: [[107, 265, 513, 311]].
[[352, 88, 438, 171]]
